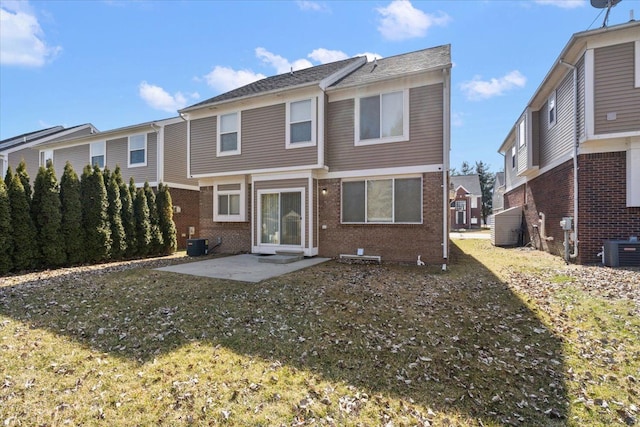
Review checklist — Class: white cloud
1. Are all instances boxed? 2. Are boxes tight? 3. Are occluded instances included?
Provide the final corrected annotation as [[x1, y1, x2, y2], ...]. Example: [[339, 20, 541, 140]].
[[0, 1, 61, 67], [534, 0, 585, 9], [376, 0, 450, 41], [139, 82, 198, 112], [308, 48, 348, 64], [255, 47, 313, 74], [460, 70, 527, 100], [296, 1, 329, 12], [355, 51, 383, 62], [204, 66, 266, 92], [452, 112, 464, 127]]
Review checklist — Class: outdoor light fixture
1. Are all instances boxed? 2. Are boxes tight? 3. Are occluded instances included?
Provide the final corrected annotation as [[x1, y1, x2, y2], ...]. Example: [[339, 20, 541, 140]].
[[322, 188, 327, 195]]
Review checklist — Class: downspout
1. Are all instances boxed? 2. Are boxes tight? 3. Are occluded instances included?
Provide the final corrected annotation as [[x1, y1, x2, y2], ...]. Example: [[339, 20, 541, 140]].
[[559, 59, 579, 260], [442, 67, 451, 270]]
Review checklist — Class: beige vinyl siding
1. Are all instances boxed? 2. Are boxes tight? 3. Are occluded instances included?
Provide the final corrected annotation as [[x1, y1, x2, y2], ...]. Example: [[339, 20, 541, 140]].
[[594, 42, 640, 134], [164, 121, 194, 185], [190, 104, 319, 176], [52, 144, 90, 178], [504, 138, 518, 189], [253, 178, 309, 248], [531, 111, 540, 167], [577, 54, 586, 141], [106, 132, 157, 183], [539, 71, 575, 167], [8, 148, 39, 182], [517, 117, 528, 175], [327, 84, 443, 172], [190, 116, 217, 176]]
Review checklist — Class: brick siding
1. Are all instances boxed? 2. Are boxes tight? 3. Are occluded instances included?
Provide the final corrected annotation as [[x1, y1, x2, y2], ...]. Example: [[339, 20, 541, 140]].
[[198, 185, 251, 254], [318, 172, 446, 264], [168, 187, 200, 250]]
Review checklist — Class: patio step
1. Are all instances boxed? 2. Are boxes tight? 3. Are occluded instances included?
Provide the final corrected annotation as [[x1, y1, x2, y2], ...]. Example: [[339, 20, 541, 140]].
[[258, 251, 304, 264]]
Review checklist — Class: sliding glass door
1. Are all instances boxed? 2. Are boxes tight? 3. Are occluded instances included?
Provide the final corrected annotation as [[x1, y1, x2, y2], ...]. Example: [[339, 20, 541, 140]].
[[260, 191, 302, 246]]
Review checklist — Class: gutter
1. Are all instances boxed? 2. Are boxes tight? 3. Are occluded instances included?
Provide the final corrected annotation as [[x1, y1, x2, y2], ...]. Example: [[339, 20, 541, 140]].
[[442, 67, 451, 270], [559, 59, 579, 260]]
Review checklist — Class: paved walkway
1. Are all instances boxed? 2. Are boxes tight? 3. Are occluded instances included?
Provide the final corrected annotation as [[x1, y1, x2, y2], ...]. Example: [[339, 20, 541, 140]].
[[155, 254, 330, 283]]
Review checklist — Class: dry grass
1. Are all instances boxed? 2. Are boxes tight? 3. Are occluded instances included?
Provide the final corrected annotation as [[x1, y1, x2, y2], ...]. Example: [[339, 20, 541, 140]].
[[1, 242, 638, 426]]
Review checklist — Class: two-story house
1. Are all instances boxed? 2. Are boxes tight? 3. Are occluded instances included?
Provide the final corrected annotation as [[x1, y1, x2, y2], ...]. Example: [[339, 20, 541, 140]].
[[497, 21, 640, 264], [449, 174, 483, 230], [4, 118, 200, 249], [1, 124, 98, 179], [181, 45, 452, 264]]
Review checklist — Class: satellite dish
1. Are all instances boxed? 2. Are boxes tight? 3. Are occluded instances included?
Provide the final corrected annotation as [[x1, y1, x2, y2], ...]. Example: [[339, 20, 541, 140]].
[[590, 0, 621, 8], [591, 0, 622, 27]]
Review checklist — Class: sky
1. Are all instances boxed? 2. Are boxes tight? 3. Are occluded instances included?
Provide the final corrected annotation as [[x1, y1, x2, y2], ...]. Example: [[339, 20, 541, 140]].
[[1, 0, 638, 172]]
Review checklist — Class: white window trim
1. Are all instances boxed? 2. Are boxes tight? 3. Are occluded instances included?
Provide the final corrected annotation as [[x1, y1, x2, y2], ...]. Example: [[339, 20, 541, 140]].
[[354, 89, 410, 146], [285, 98, 316, 149], [635, 41, 640, 89], [548, 90, 557, 129], [341, 175, 423, 225], [256, 187, 306, 249], [217, 111, 241, 157], [128, 133, 147, 168], [511, 145, 517, 169], [39, 149, 53, 167], [90, 141, 106, 169], [213, 180, 246, 222], [517, 118, 526, 148]]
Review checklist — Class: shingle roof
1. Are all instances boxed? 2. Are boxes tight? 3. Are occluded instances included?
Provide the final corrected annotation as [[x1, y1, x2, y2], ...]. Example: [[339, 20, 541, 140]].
[[330, 44, 451, 88], [451, 174, 482, 195], [183, 56, 365, 111], [0, 126, 64, 150]]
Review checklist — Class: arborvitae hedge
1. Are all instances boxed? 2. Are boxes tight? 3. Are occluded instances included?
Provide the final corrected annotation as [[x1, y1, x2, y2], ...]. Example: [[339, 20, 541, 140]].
[[133, 185, 151, 257], [16, 160, 32, 207], [116, 167, 136, 258], [105, 167, 126, 260], [60, 162, 85, 265], [7, 173, 37, 271], [81, 165, 111, 263], [31, 161, 65, 267], [0, 179, 12, 274], [4, 166, 13, 189], [157, 183, 177, 255], [144, 181, 163, 255]]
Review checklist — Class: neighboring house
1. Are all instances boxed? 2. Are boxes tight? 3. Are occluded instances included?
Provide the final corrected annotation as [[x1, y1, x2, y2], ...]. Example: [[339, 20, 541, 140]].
[[496, 21, 640, 264], [1, 124, 98, 179], [449, 174, 482, 229], [492, 171, 505, 214], [180, 45, 452, 264], [4, 118, 199, 249]]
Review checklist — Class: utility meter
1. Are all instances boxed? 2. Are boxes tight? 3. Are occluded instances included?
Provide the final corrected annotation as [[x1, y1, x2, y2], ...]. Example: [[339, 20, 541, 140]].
[[560, 217, 573, 231]]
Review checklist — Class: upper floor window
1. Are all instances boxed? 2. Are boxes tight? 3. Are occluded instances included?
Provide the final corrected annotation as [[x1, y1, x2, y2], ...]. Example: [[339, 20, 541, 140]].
[[548, 91, 557, 128], [511, 146, 516, 169], [356, 90, 408, 145], [286, 99, 316, 148], [342, 176, 422, 224], [218, 112, 241, 156], [518, 118, 526, 148], [40, 149, 53, 167], [128, 134, 147, 167], [90, 141, 105, 168]]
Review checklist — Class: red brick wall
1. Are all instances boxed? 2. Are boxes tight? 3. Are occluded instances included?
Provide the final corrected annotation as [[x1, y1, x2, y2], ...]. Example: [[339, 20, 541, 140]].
[[449, 187, 482, 229], [198, 186, 252, 254], [578, 151, 640, 264], [318, 172, 446, 264], [502, 153, 640, 264], [168, 187, 200, 250]]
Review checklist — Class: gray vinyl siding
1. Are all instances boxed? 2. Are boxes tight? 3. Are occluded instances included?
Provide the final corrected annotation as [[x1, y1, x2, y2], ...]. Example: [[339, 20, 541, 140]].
[[52, 144, 90, 177], [189, 103, 319, 176], [8, 148, 39, 182], [504, 138, 518, 189], [327, 84, 443, 172], [48, 127, 94, 143], [539, 71, 575, 167], [531, 111, 540, 167], [253, 178, 309, 248], [106, 132, 157, 183], [594, 42, 640, 134], [577, 54, 586, 141], [164, 121, 193, 185]]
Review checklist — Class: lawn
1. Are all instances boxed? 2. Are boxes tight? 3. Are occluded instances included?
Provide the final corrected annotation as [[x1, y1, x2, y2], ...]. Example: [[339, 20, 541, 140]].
[[1, 242, 638, 426]]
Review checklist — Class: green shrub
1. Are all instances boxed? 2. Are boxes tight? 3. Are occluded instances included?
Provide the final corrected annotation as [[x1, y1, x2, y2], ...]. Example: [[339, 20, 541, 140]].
[[31, 161, 65, 267], [80, 164, 111, 263], [7, 173, 37, 271], [0, 179, 12, 274], [60, 162, 85, 265], [157, 183, 177, 255]]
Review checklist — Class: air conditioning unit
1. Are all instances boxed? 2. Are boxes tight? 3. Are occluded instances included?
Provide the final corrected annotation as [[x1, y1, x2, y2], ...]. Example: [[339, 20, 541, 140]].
[[603, 240, 640, 267]]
